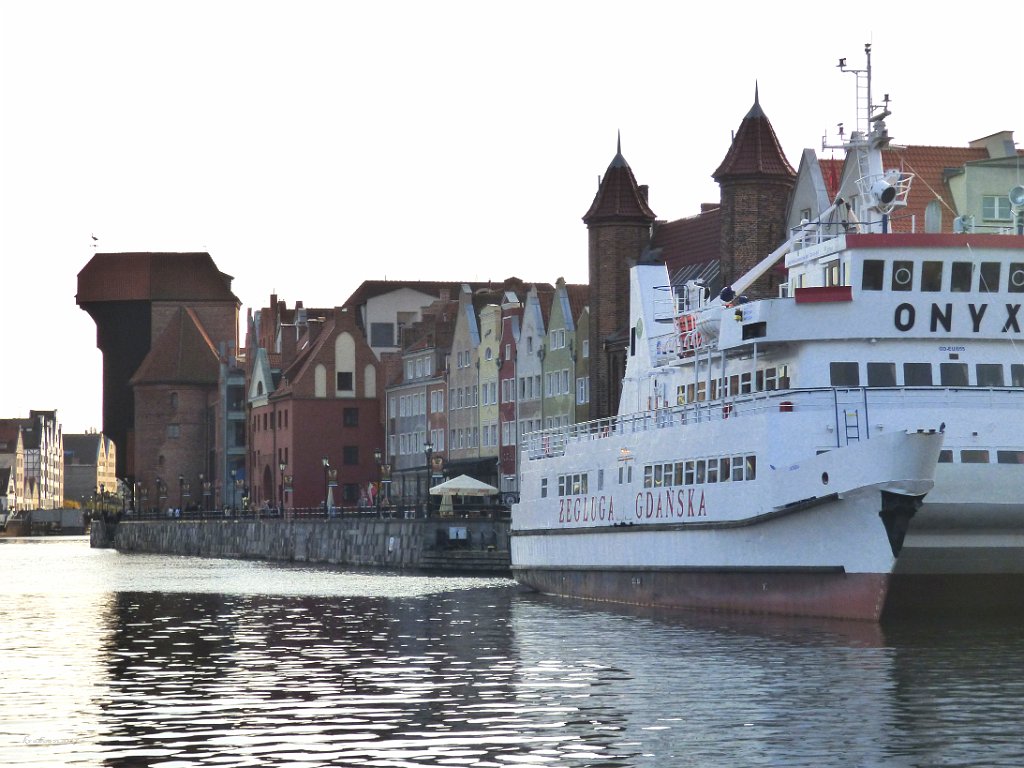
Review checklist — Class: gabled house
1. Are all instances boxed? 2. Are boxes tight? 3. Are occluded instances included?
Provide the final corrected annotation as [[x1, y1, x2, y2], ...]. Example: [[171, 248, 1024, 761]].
[[63, 432, 117, 509]]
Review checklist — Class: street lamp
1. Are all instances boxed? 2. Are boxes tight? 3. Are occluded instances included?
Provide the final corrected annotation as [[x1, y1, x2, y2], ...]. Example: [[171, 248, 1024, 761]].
[[322, 456, 330, 516], [279, 461, 286, 515], [423, 437, 433, 517], [198, 473, 205, 512], [178, 474, 184, 511], [373, 447, 382, 515]]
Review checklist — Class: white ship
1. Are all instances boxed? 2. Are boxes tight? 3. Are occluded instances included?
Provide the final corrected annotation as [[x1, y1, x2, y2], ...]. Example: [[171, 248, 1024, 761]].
[[510, 49, 1024, 621]]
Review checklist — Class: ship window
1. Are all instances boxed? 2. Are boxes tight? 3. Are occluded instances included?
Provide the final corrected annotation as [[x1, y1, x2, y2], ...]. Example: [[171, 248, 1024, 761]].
[[867, 363, 897, 387], [764, 367, 779, 391], [558, 476, 567, 496], [674, 462, 684, 486], [663, 463, 674, 485], [719, 458, 731, 481], [824, 260, 841, 287], [921, 261, 943, 292], [862, 260, 884, 291], [829, 362, 860, 387], [643, 465, 653, 488], [598, 469, 604, 491], [940, 363, 969, 387], [976, 364, 1005, 387], [653, 464, 663, 487], [541, 478, 548, 498], [904, 363, 933, 386], [951, 262, 972, 292], [980, 262, 1001, 292], [695, 460, 706, 484], [627, 465, 633, 483], [745, 455, 757, 481], [676, 385, 686, 405], [695, 381, 707, 402], [1010, 264, 1024, 293], [997, 450, 1024, 464], [706, 460, 719, 483], [1012, 365, 1024, 386], [618, 466, 624, 484], [731, 456, 745, 482], [740, 373, 752, 394], [684, 461, 695, 485], [960, 449, 990, 464], [938, 450, 953, 463], [892, 261, 914, 291]]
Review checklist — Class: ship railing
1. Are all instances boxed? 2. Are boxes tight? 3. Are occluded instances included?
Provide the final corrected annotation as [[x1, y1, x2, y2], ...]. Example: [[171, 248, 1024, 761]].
[[523, 385, 1024, 461]]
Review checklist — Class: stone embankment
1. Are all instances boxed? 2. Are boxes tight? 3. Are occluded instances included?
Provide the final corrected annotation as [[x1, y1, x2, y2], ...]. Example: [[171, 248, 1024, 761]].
[[93, 517, 512, 574]]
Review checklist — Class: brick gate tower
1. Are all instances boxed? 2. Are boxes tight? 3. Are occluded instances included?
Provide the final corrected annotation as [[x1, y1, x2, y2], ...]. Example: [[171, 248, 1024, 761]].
[[583, 137, 656, 419]]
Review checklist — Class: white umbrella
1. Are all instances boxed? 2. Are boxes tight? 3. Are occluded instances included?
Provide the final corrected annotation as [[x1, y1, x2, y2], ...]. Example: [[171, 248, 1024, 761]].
[[429, 474, 498, 496]]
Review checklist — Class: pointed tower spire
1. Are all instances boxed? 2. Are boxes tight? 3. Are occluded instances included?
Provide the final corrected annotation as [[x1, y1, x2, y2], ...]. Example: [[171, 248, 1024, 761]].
[[583, 134, 655, 223]]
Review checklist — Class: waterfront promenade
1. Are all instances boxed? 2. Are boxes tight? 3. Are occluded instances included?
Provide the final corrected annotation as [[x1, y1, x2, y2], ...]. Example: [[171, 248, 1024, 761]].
[[92, 508, 511, 574]]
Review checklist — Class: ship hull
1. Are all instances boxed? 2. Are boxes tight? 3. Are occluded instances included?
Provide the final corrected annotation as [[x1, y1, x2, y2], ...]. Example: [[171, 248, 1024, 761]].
[[513, 566, 890, 621]]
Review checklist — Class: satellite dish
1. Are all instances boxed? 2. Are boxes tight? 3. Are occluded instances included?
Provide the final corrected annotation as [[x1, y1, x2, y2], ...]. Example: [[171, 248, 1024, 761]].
[[1009, 185, 1024, 207]]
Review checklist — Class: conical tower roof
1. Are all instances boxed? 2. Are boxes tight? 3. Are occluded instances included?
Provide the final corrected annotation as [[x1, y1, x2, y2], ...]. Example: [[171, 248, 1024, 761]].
[[713, 86, 795, 181], [583, 134, 656, 225]]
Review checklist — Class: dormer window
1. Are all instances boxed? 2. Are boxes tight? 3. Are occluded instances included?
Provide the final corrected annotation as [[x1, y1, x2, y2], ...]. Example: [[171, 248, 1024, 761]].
[[983, 195, 1013, 222]]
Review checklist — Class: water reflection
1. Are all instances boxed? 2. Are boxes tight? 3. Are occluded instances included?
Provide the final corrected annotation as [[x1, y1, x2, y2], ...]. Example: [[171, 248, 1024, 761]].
[[3, 539, 1024, 767]]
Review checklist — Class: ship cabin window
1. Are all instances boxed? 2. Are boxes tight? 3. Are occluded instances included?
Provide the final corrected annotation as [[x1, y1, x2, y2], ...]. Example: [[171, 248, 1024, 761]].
[[997, 450, 1024, 464], [1012, 365, 1024, 386], [619, 465, 633, 484], [598, 469, 604, 491], [938, 450, 953, 463], [961, 450, 990, 464], [558, 473, 588, 496], [921, 261, 943, 292], [862, 260, 884, 291], [867, 363, 897, 387], [980, 262, 1001, 292], [940, 363, 969, 387], [830, 362, 859, 387], [540, 478, 548, 498], [904, 363, 933, 386], [951, 262, 972, 292], [642, 455, 755, 486], [1010, 264, 1024, 293], [977, 364, 1005, 387], [824, 260, 841, 287], [892, 261, 914, 291]]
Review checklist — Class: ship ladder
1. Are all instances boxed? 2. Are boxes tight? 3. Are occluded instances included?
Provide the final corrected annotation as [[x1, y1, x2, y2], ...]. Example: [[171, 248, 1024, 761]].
[[844, 409, 861, 443]]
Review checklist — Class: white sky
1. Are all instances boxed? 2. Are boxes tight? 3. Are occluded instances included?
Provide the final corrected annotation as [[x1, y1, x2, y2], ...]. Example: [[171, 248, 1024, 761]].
[[2, 1, 1021, 435]]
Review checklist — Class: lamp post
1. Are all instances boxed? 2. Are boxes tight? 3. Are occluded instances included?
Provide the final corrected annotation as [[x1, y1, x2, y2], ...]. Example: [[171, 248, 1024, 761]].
[[230, 469, 237, 511], [373, 448, 382, 515], [198, 473, 205, 512], [423, 437, 433, 517], [141, 486, 149, 517], [202, 476, 211, 514], [178, 474, 184, 512], [322, 456, 330, 516], [278, 462, 286, 516]]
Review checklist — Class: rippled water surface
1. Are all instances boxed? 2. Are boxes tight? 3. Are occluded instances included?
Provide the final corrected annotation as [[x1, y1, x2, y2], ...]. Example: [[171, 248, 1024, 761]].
[[3, 537, 1024, 767]]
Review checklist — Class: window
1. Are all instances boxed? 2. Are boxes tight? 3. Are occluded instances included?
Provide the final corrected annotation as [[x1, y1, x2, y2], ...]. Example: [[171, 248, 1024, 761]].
[[980, 262, 1001, 292], [170, 391, 179, 410], [1012, 365, 1024, 386], [904, 363, 932, 386], [940, 363, 969, 386], [337, 372, 354, 391], [829, 362, 859, 387], [938, 449, 953, 463], [951, 262, 972, 292], [997, 450, 1024, 464], [867, 363, 897, 387], [982, 195, 1013, 221], [892, 261, 914, 291], [343, 407, 359, 426], [862, 260, 884, 291], [576, 377, 590, 404], [976, 364, 1004, 387], [167, 424, 180, 438], [582, 339, 590, 358], [1010, 264, 1024, 293], [370, 322, 395, 347], [960, 449, 990, 464], [343, 446, 359, 465], [921, 261, 943, 292], [540, 478, 548, 498]]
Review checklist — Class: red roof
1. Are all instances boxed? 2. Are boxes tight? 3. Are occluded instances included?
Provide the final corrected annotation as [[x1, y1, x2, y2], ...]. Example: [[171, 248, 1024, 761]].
[[652, 208, 722, 275], [583, 139, 656, 225], [713, 91, 795, 180]]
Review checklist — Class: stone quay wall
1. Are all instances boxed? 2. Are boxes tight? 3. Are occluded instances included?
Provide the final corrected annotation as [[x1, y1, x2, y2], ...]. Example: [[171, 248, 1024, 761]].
[[108, 517, 512, 574]]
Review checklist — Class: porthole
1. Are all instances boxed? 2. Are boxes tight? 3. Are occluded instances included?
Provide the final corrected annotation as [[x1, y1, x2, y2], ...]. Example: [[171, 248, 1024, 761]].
[[894, 267, 912, 286], [821, 472, 829, 485]]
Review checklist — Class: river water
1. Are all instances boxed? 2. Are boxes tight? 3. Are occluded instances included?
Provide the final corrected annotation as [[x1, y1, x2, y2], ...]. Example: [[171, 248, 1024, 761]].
[[2, 537, 1023, 767]]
